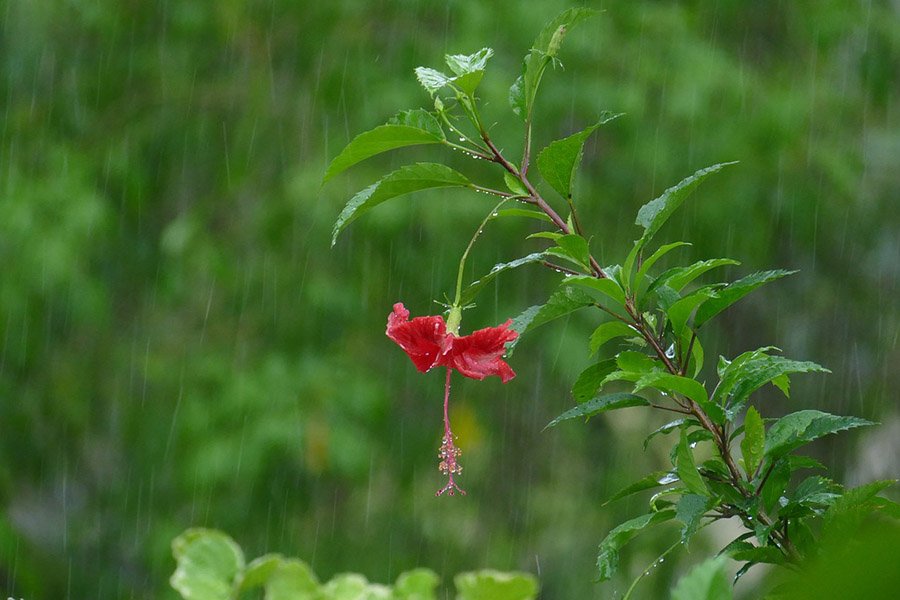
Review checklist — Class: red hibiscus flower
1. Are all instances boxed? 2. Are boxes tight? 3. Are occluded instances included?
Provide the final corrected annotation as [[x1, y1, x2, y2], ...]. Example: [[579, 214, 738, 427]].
[[386, 302, 518, 495]]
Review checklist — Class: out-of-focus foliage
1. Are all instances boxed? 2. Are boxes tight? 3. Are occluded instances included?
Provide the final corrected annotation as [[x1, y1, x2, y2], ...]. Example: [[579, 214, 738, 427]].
[[0, 1, 897, 598]]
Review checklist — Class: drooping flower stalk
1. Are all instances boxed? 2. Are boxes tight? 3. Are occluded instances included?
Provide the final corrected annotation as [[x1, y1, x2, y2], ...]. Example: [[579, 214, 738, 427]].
[[436, 367, 465, 496]]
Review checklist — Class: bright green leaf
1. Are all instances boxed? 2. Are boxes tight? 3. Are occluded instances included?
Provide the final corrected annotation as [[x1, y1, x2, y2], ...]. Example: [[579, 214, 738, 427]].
[[552, 233, 591, 267], [670, 556, 732, 600], [764, 410, 875, 460], [644, 418, 699, 450], [596, 509, 677, 582], [694, 270, 796, 327], [414, 67, 454, 96], [741, 406, 765, 477], [454, 570, 538, 600], [266, 559, 320, 600], [171, 529, 245, 600], [559, 275, 626, 305], [635, 372, 710, 412], [496, 208, 550, 222], [634, 241, 691, 293], [323, 124, 443, 183], [667, 286, 719, 335], [544, 393, 649, 429], [676, 429, 709, 496], [331, 163, 470, 245], [445, 48, 494, 76], [502, 172, 529, 196], [714, 351, 829, 415], [394, 568, 440, 600]]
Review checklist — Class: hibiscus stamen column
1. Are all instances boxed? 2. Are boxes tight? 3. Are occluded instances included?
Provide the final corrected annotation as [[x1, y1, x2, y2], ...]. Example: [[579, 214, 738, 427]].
[[436, 367, 465, 496]]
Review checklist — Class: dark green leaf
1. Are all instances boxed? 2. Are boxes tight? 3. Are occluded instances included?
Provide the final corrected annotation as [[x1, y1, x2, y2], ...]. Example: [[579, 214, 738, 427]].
[[536, 115, 622, 199], [616, 350, 661, 374], [779, 476, 841, 518], [694, 270, 796, 327], [596, 509, 676, 582], [551, 233, 591, 267], [676, 429, 709, 496], [589, 321, 639, 354], [822, 480, 899, 541], [323, 124, 444, 183], [506, 287, 594, 355], [644, 418, 698, 450], [603, 471, 678, 506], [714, 351, 829, 415], [741, 406, 765, 477], [460, 252, 546, 305], [571, 359, 617, 403], [760, 458, 791, 514], [676, 493, 711, 543], [670, 556, 732, 600], [635, 372, 711, 414], [331, 163, 470, 245], [724, 542, 786, 565], [764, 410, 875, 460], [648, 258, 740, 295], [544, 393, 650, 430]]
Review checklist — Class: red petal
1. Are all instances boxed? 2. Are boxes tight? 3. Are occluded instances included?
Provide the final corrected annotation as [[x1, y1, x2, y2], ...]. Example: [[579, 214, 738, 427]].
[[386, 303, 448, 373], [445, 320, 518, 382]]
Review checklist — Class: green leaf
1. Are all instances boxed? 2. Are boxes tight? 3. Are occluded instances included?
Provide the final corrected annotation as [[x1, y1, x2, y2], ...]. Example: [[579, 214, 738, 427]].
[[636, 162, 737, 243], [414, 67, 455, 96], [670, 556, 732, 600], [724, 541, 786, 566], [648, 258, 740, 295], [453, 70, 486, 96], [779, 476, 841, 518], [394, 568, 440, 600], [445, 48, 494, 76], [171, 529, 245, 600], [714, 351, 829, 415], [644, 418, 699, 450], [513, 8, 597, 121], [536, 115, 622, 199], [323, 124, 444, 183], [634, 373, 712, 415], [596, 509, 676, 582], [571, 359, 617, 403], [741, 406, 765, 477], [550, 233, 591, 268], [676, 493, 711, 543], [496, 208, 550, 222], [634, 241, 691, 294], [667, 286, 719, 335], [502, 172, 529, 196], [544, 393, 649, 430], [559, 275, 626, 305], [331, 163, 470, 245], [764, 410, 875, 460], [822, 480, 899, 541], [676, 429, 709, 496], [589, 321, 639, 354], [604, 471, 678, 506], [454, 570, 538, 600], [506, 287, 595, 355], [694, 269, 796, 327], [388, 109, 445, 138], [460, 252, 546, 305], [760, 458, 791, 514], [265, 559, 320, 600]]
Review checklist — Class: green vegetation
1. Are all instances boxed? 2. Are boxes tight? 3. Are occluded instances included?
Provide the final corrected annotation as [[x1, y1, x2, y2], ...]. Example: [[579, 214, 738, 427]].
[[1, 1, 898, 598]]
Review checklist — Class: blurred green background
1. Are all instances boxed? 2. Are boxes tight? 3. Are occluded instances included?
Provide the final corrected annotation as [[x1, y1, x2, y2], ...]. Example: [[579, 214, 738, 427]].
[[1, 0, 898, 598]]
